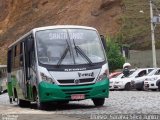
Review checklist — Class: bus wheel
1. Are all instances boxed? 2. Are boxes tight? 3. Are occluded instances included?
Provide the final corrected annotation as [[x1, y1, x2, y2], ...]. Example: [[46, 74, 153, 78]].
[[35, 94, 46, 110], [17, 99, 30, 108], [92, 98, 105, 107]]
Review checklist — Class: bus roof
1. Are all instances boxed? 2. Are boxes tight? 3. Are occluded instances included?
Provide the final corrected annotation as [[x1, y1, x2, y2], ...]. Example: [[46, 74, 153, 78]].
[[8, 25, 97, 49], [33, 25, 97, 32]]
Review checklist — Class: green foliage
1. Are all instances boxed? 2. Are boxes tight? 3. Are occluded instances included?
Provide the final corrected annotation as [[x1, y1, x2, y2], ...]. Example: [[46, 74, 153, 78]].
[[106, 36, 125, 72]]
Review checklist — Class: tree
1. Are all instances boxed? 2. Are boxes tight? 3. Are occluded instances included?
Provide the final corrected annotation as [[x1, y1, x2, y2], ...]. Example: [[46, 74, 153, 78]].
[[106, 36, 125, 72]]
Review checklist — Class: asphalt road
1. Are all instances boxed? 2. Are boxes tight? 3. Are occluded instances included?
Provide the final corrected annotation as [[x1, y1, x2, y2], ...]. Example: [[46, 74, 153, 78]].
[[0, 91, 160, 120]]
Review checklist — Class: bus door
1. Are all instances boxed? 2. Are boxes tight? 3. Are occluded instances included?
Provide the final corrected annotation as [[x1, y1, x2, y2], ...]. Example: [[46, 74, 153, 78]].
[[19, 42, 28, 98], [20, 38, 32, 99], [24, 35, 35, 99]]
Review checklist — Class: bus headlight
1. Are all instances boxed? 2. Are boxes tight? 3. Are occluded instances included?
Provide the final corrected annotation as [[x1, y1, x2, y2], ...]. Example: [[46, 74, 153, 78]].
[[96, 69, 109, 82], [40, 73, 54, 84]]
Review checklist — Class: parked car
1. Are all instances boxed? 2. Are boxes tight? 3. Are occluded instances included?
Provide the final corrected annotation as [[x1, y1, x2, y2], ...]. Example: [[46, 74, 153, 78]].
[[131, 68, 160, 90], [144, 71, 160, 91], [109, 73, 124, 90], [113, 68, 154, 90], [156, 78, 160, 91], [110, 69, 136, 90]]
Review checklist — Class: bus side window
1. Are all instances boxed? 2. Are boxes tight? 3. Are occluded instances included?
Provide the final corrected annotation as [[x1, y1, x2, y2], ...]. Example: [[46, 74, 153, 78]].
[[27, 35, 36, 70], [19, 42, 23, 67], [30, 44, 36, 70], [7, 50, 12, 73]]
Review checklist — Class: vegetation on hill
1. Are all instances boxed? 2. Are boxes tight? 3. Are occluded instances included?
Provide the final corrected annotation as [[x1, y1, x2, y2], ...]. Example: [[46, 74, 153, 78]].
[[106, 36, 125, 71], [120, 0, 160, 50]]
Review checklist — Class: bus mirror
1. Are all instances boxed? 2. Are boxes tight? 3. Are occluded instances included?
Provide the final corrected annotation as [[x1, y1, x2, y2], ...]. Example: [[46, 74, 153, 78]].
[[100, 35, 107, 51]]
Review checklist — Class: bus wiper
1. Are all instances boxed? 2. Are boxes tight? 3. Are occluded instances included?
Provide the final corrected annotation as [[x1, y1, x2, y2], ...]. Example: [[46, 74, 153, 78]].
[[73, 40, 93, 65], [57, 40, 70, 67]]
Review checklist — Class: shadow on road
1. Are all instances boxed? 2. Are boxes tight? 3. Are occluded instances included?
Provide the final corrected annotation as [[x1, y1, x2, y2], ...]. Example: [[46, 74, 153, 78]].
[[32, 102, 95, 111], [12, 102, 98, 111]]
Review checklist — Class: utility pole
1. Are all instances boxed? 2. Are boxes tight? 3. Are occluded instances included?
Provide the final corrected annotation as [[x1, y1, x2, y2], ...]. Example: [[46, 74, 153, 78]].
[[150, 0, 157, 68]]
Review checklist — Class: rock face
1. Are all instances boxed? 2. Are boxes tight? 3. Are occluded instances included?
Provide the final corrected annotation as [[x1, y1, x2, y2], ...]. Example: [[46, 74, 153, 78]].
[[0, 0, 9, 34], [0, 0, 9, 22], [100, 0, 122, 9], [0, 0, 122, 64]]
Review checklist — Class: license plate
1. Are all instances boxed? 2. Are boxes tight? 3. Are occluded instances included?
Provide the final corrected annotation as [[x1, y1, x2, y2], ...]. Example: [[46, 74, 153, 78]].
[[71, 94, 85, 100]]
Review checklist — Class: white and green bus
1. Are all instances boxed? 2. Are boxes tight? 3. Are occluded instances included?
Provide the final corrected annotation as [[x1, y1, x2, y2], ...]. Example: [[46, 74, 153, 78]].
[[7, 25, 109, 109]]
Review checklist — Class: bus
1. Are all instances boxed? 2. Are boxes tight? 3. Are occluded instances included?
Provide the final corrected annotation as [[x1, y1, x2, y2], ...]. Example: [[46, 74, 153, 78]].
[[0, 65, 7, 94], [7, 25, 109, 109]]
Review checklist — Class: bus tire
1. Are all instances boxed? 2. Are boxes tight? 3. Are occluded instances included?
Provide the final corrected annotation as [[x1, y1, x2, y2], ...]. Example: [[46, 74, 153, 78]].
[[92, 98, 105, 107], [18, 99, 30, 108], [34, 91, 46, 110], [36, 97, 46, 110]]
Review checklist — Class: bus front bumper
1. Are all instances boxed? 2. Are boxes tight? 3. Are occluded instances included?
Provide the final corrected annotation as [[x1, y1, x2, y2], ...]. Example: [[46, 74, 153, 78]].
[[38, 79, 109, 102]]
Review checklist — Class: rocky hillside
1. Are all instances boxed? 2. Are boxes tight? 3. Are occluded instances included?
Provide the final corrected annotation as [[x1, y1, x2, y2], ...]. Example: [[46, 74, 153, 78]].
[[0, 0, 160, 64], [0, 0, 122, 64]]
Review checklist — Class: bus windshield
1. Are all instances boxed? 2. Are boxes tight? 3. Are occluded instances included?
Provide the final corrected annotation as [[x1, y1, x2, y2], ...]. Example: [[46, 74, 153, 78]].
[[36, 29, 105, 65]]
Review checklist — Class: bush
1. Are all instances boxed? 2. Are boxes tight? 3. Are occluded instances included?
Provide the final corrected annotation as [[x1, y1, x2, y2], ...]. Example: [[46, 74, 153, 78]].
[[106, 36, 125, 72]]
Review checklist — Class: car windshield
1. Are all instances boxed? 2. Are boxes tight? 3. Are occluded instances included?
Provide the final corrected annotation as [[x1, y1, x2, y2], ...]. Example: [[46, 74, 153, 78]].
[[36, 28, 105, 65], [121, 69, 136, 78], [146, 69, 158, 76], [154, 69, 160, 75]]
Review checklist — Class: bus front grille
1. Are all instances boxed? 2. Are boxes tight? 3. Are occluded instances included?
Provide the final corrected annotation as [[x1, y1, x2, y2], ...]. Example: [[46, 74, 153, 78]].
[[61, 87, 92, 97], [57, 78, 95, 84]]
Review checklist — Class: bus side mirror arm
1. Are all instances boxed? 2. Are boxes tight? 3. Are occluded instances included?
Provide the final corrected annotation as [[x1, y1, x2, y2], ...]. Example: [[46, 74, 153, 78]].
[[100, 35, 107, 51]]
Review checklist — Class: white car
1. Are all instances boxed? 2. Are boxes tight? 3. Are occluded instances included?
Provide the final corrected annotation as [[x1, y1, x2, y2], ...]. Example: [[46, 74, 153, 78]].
[[110, 69, 136, 90], [144, 74, 160, 91], [109, 73, 124, 90], [113, 68, 154, 90], [131, 68, 160, 90]]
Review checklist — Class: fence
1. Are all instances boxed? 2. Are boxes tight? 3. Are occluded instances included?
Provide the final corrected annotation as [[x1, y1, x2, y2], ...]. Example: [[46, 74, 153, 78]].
[[127, 49, 160, 68]]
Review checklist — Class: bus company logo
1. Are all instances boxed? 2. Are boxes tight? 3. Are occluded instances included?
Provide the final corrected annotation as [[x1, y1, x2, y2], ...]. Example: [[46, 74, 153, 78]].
[[74, 79, 80, 85], [78, 72, 94, 77], [64, 68, 86, 72]]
